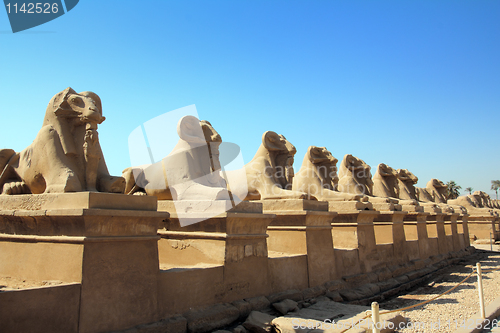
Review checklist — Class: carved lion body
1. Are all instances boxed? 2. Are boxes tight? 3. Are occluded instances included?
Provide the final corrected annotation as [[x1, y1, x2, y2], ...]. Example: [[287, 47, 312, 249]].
[[416, 187, 434, 202], [293, 146, 367, 202], [425, 179, 457, 213], [337, 154, 372, 196], [426, 179, 448, 204], [372, 163, 417, 205], [448, 191, 494, 215], [0, 88, 124, 195], [463, 191, 499, 214], [372, 163, 399, 198], [122, 116, 229, 201], [474, 191, 496, 209], [244, 131, 309, 200], [336, 154, 394, 206], [396, 169, 419, 201]]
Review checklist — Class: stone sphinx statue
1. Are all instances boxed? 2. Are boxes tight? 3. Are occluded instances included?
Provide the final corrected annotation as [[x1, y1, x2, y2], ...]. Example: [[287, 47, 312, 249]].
[[396, 169, 419, 201], [448, 191, 495, 215], [337, 154, 397, 209], [372, 163, 399, 199], [123, 116, 230, 201], [489, 196, 500, 210], [415, 187, 435, 202], [492, 197, 500, 210], [372, 163, 417, 206], [425, 179, 448, 204], [448, 195, 478, 209], [0, 87, 125, 195], [472, 191, 487, 207], [337, 154, 373, 196], [473, 191, 499, 213], [424, 178, 460, 213], [476, 191, 496, 209], [397, 170, 447, 213], [243, 131, 310, 200], [293, 146, 369, 202]]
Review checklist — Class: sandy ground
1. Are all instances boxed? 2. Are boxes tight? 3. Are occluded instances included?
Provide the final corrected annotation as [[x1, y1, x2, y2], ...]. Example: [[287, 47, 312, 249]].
[[380, 247, 500, 333]]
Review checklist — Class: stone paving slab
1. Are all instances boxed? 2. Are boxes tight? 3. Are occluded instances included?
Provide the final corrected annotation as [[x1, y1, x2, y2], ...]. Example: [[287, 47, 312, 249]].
[[272, 300, 405, 333]]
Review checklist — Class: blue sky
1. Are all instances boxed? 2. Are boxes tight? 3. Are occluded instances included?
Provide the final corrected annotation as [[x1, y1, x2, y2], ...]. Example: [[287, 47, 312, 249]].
[[1, 1, 499, 197]]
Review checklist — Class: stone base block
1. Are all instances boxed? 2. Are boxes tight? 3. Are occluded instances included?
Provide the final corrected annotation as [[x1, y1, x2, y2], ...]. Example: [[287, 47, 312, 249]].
[[328, 200, 373, 212], [0, 192, 167, 333], [402, 204, 424, 212], [259, 199, 328, 212], [372, 202, 402, 211]]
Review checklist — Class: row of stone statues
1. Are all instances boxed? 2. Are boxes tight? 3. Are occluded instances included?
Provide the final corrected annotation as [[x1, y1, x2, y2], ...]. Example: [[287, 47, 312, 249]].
[[0, 88, 498, 216]]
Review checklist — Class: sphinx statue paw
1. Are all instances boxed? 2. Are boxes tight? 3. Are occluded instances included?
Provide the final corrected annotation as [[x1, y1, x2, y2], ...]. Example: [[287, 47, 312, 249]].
[[1, 181, 30, 195], [99, 175, 126, 193], [354, 194, 370, 202]]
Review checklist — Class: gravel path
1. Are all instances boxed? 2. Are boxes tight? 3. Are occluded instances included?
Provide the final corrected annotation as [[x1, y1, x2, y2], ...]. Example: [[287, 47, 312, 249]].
[[380, 249, 500, 333]]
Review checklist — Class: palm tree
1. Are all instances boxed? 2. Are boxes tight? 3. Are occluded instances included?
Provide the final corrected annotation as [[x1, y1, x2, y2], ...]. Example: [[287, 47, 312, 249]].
[[465, 187, 473, 195], [446, 180, 461, 200], [491, 180, 500, 200]]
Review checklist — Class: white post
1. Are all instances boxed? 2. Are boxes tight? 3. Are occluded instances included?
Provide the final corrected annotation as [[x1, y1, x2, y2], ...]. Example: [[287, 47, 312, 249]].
[[371, 302, 380, 333], [477, 263, 486, 319]]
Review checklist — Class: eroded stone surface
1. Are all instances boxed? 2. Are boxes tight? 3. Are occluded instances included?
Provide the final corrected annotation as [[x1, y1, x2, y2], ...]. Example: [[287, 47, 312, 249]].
[[123, 116, 229, 202], [271, 300, 405, 333], [0, 88, 125, 195], [241, 131, 310, 201], [293, 147, 369, 205]]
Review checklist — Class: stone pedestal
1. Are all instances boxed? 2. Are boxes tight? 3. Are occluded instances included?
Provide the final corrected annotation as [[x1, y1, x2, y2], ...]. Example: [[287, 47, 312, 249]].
[[461, 214, 471, 248], [372, 202, 402, 212], [467, 214, 499, 241], [158, 200, 274, 302], [429, 213, 448, 255], [421, 203, 442, 214], [374, 211, 408, 265], [403, 212, 430, 260], [445, 213, 460, 252], [260, 199, 336, 287], [0, 193, 168, 333], [331, 210, 380, 274], [328, 200, 373, 212], [401, 204, 424, 213], [449, 213, 460, 251]]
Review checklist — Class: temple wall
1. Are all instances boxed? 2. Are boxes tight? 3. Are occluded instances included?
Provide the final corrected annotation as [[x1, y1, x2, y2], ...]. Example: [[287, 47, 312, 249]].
[[268, 255, 309, 293], [0, 284, 81, 333], [0, 195, 478, 332]]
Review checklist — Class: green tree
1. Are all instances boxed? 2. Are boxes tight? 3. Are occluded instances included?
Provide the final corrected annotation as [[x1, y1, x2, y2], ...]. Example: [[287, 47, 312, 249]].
[[446, 180, 461, 199], [491, 180, 500, 200], [465, 187, 473, 195]]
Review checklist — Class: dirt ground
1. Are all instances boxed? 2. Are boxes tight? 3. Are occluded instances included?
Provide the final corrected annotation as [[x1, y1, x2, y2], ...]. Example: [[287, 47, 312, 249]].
[[380, 248, 500, 333]]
